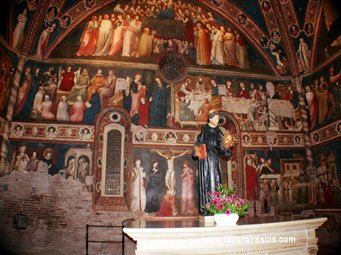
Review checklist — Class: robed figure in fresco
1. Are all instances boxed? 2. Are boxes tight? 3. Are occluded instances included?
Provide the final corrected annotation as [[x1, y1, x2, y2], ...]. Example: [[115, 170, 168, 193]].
[[193, 111, 231, 215]]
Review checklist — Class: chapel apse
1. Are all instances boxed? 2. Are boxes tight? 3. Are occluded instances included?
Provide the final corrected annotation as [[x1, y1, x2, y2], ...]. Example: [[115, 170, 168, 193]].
[[0, 0, 340, 219]]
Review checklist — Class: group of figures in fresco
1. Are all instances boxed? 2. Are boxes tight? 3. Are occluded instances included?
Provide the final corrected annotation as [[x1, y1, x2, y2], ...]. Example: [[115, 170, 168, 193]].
[[10, 143, 91, 184], [303, 65, 341, 129], [11, 60, 341, 132], [131, 150, 197, 216], [14, 64, 171, 127], [75, 0, 250, 69], [130, 111, 232, 217], [175, 75, 300, 132], [244, 152, 341, 213]]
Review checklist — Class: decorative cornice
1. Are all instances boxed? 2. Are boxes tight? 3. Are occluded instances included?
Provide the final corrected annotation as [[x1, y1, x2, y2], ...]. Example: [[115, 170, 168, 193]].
[[241, 132, 305, 148], [310, 120, 341, 146], [9, 121, 94, 143], [131, 125, 306, 149], [131, 126, 198, 147]]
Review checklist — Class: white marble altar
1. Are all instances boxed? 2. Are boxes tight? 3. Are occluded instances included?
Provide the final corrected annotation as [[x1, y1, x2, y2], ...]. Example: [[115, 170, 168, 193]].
[[123, 216, 327, 255]]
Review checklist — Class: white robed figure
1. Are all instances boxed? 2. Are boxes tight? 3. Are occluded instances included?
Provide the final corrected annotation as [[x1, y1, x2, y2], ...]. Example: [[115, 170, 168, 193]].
[[94, 14, 114, 56], [12, 8, 28, 49], [122, 15, 142, 57], [131, 158, 146, 212]]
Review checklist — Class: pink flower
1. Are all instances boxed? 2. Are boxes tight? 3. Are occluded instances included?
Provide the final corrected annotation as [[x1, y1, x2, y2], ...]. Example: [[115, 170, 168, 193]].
[[212, 197, 221, 204], [225, 209, 231, 215], [217, 203, 224, 210], [213, 191, 220, 196]]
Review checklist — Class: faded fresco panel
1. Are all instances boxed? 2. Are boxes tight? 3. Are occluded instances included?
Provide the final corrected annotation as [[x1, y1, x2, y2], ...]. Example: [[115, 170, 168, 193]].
[[8, 141, 92, 184]]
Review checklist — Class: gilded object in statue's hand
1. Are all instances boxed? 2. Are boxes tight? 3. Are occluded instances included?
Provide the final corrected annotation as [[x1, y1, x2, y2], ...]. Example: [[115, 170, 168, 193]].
[[222, 133, 235, 148]]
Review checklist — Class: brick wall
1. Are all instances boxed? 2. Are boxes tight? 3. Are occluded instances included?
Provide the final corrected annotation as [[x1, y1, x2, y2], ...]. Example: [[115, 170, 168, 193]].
[[0, 167, 136, 255]]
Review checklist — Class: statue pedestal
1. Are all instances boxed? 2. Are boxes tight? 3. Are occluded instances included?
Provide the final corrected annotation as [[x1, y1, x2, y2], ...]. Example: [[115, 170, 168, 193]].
[[124, 216, 327, 255]]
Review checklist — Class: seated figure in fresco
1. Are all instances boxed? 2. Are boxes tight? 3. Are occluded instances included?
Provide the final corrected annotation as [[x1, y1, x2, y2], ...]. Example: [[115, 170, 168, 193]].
[[41, 95, 55, 120], [87, 69, 104, 101], [31, 86, 45, 118], [193, 110, 232, 215], [70, 96, 85, 122], [68, 68, 90, 102], [58, 66, 75, 92], [56, 96, 70, 122]]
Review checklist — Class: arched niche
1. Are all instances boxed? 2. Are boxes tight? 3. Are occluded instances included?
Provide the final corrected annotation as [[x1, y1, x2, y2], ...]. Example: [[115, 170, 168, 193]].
[[93, 107, 131, 211], [218, 111, 243, 196]]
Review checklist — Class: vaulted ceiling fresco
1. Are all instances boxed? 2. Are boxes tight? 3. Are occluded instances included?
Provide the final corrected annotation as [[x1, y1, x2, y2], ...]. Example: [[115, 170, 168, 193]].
[[3, 0, 339, 78]]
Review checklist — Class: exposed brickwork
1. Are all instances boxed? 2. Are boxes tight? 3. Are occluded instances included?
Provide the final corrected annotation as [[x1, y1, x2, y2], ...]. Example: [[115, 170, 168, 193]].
[[0, 167, 136, 255]]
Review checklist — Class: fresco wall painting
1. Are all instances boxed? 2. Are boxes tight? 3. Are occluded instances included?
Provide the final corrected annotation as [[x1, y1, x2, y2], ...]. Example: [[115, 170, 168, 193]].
[[0, 0, 340, 219]]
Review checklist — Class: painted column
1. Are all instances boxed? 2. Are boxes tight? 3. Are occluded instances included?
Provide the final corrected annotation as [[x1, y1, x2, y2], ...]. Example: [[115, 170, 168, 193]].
[[169, 82, 175, 128], [0, 56, 26, 175], [291, 76, 315, 175]]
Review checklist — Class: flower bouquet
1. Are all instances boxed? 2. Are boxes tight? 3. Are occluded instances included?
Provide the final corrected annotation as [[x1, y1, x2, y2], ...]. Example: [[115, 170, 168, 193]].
[[204, 184, 249, 225]]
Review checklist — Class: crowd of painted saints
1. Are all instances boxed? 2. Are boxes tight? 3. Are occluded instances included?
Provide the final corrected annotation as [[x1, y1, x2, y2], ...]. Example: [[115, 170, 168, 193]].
[[74, 0, 251, 69]]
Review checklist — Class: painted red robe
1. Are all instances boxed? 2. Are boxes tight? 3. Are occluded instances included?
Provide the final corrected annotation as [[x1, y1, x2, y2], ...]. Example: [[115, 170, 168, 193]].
[[59, 71, 75, 91], [138, 101, 150, 126], [246, 164, 258, 200]]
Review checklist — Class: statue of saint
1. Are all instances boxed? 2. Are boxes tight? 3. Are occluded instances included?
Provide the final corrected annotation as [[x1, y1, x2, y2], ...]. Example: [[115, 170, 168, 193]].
[[193, 110, 232, 215]]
